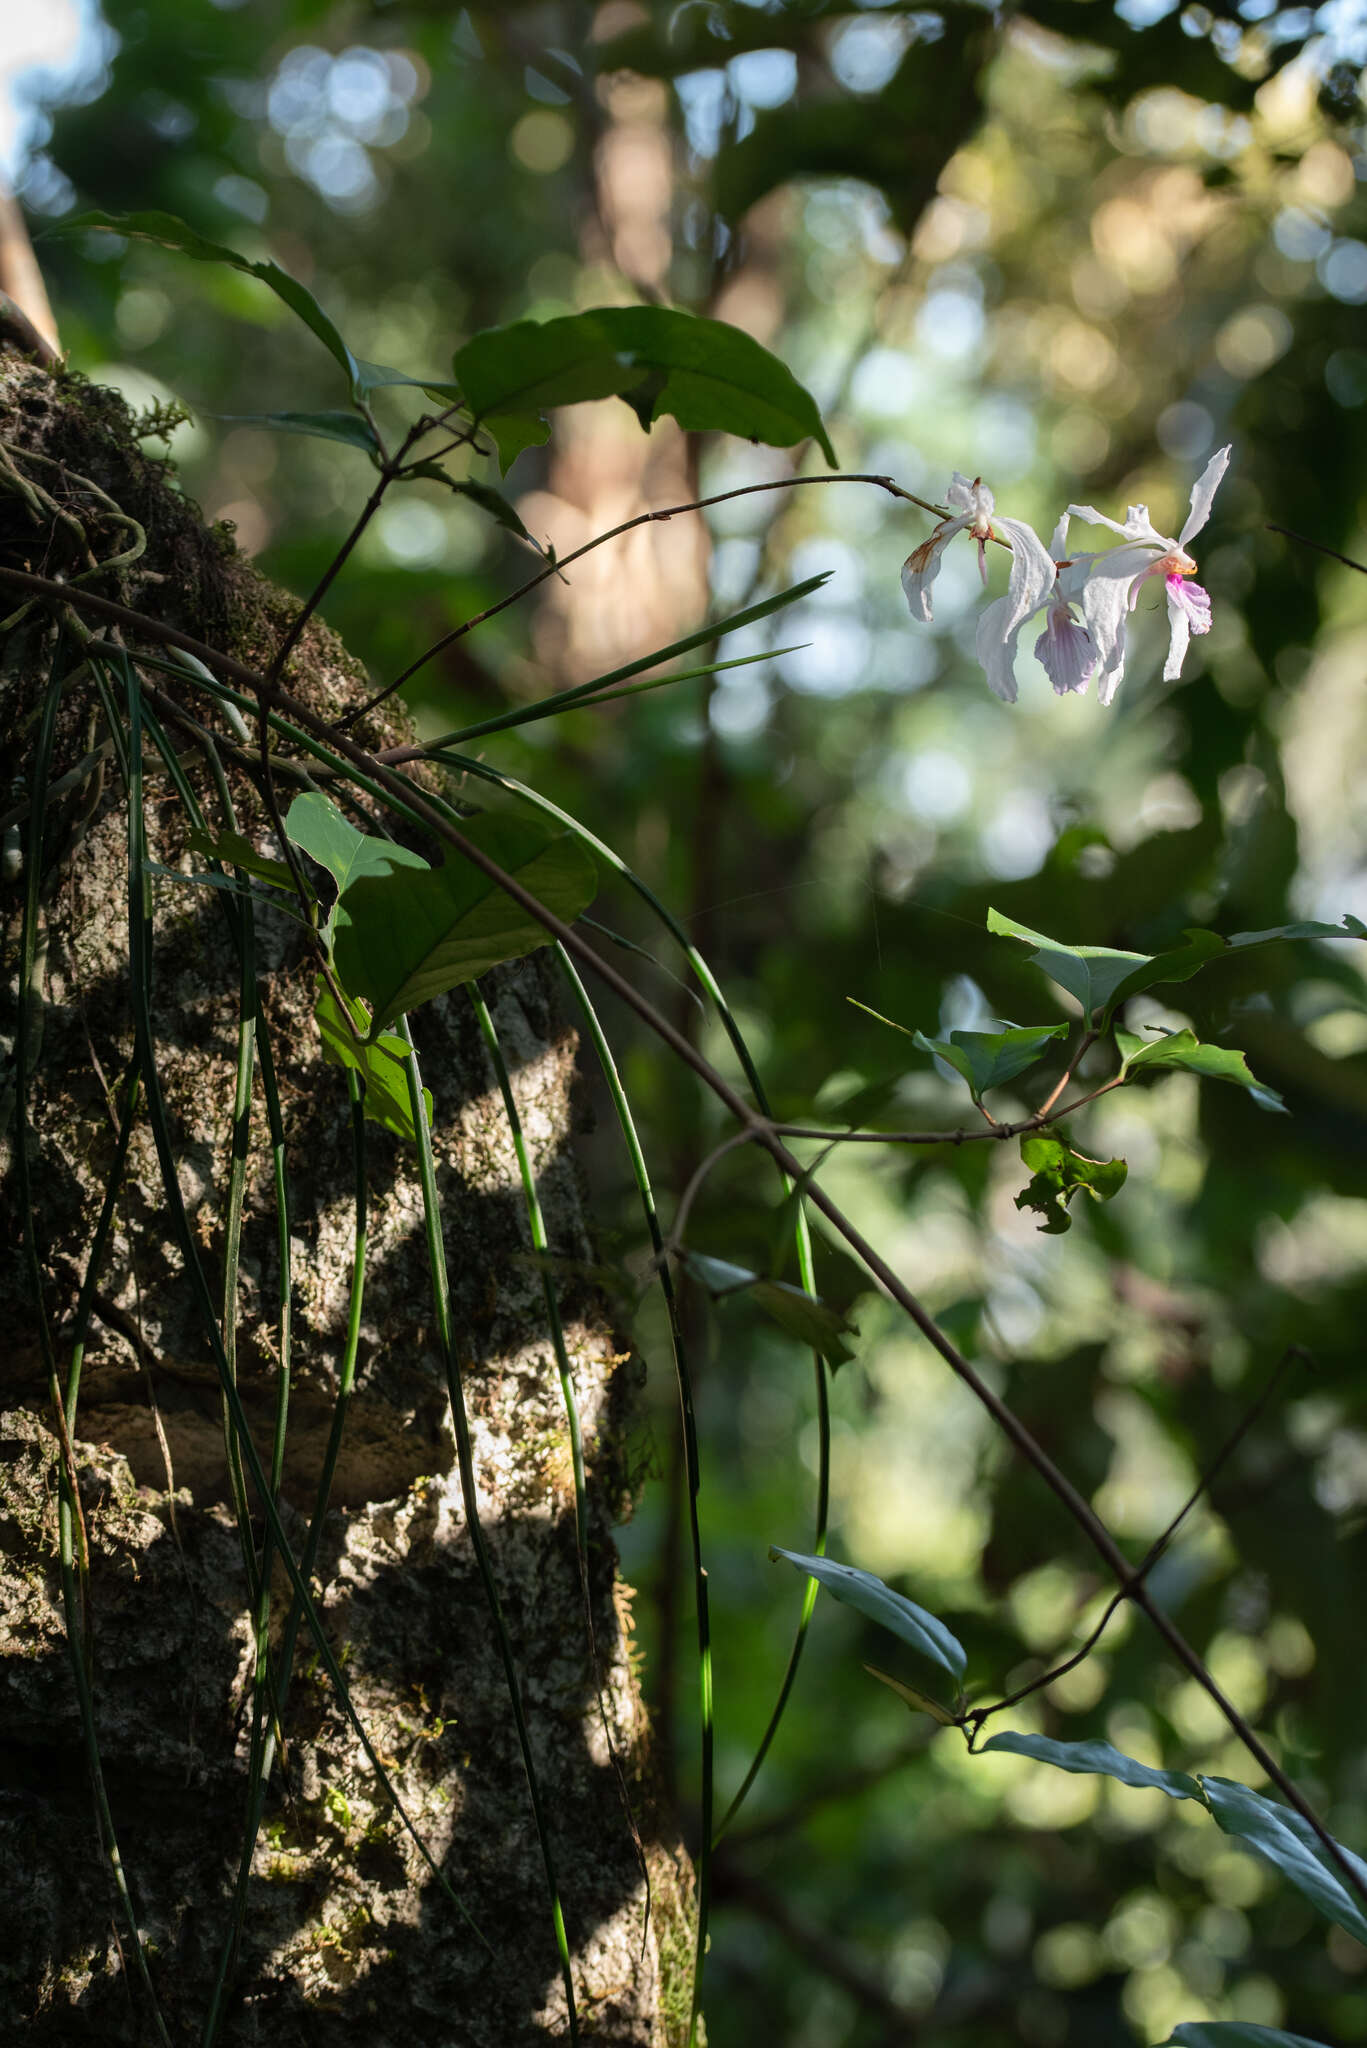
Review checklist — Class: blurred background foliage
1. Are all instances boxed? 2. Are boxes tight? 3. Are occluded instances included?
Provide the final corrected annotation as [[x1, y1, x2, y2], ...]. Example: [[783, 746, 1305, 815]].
[[13, 0, 1367, 2040]]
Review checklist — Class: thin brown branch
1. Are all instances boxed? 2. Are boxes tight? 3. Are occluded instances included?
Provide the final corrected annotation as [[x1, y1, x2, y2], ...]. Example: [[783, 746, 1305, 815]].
[[334, 471, 948, 727]]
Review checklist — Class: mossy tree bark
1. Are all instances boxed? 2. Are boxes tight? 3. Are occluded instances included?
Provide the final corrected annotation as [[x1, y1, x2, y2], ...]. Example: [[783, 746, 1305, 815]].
[[0, 352, 690, 2046]]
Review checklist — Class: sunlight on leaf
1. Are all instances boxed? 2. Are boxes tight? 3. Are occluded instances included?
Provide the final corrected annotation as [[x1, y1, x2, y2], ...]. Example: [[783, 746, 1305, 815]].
[[769, 1548, 966, 1682]]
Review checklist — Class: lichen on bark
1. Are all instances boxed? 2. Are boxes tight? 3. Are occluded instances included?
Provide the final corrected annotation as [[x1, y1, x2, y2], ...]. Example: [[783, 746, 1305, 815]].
[[0, 354, 691, 2045]]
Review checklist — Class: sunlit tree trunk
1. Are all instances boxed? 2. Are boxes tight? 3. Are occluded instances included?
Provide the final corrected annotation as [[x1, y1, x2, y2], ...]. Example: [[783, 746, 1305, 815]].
[[0, 349, 691, 2047]]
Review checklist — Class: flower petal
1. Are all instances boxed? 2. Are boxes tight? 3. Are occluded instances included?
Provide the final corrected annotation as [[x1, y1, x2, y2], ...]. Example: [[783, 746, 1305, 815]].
[[1035, 604, 1098, 695], [974, 516, 1056, 702], [1162, 575, 1213, 680], [1177, 444, 1232, 548], [901, 514, 969, 623]]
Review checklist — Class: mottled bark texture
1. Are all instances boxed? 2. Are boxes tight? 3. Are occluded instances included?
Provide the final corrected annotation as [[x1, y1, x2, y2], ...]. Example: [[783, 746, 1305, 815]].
[[0, 355, 691, 2045]]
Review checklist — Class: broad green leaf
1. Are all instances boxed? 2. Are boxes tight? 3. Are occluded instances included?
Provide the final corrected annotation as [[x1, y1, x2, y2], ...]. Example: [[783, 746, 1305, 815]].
[[680, 1250, 857, 1365], [210, 410, 382, 455], [987, 908, 1223, 1022], [187, 825, 307, 896], [863, 1664, 962, 1726], [332, 814, 598, 1033], [315, 983, 431, 1144], [1228, 916, 1367, 946], [979, 1732, 1202, 1801], [1163, 2026, 1334, 2048], [1116, 1028, 1287, 1113], [58, 210, 366, 399], [1015, 1132, 1127, 1234], [769, 1548, 966, 1683], [1201, 1777, 1367, 1947], [285, 791, 429, 932], [913, 1023, 1067, 1102], [454, 305, 837, 472]]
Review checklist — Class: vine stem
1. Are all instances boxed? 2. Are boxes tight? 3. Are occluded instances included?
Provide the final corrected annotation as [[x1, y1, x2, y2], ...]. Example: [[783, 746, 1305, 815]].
[[9, 559, 1367, 1918], [335, 470, 950, 723]]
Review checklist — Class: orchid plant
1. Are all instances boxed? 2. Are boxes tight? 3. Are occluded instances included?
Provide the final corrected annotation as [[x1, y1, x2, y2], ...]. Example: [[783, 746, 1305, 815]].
[[903, 446, 1232, 705]]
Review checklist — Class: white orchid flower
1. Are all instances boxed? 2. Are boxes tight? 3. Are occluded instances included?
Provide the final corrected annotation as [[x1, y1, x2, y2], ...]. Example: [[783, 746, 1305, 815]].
[[1032, 514, 1099, 698], [902, 472, 1055, 703], [1063, 445, 1231, 705]]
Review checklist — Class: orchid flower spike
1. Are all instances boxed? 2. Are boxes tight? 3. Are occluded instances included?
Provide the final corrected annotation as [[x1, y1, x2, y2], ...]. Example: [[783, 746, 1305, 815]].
[[902, 472, 1055, 703], [1063, 444, 1232, 705]]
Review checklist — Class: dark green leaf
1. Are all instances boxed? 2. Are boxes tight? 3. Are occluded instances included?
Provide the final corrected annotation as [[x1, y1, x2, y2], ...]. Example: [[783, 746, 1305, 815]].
[[987, 909, 1225, 1022], [680, 1250, 857, 1365], [1163, 2027, 1334, 2048], [187, 825, 307, 895], [1201, 1777, 1367, 1947], [913, 1022, 1067, 1102], [353, 359, 464, 404], [315, 983, 431, 1145], [1015, 1132, 1127, 1235], [453, 305, 837, 472], [863, 1664, 962, 1726], [209, 411, 382, 455], [57, 210, 366, 399], [1228, 917, 1367, 946], [1116, 1029, 1287, 1113], [332, 814, 598, 1034], [979, 1732, 1202, 1801], [769, 1548, 967, 1683]]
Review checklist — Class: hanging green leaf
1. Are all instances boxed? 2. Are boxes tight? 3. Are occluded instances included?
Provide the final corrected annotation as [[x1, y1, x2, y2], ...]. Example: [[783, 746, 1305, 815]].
[[1116, 1028, 1287, 1113], [912, 1022, 1067, 1102], [680, 1250, 857, 1365], [285, 791, 429, 941], [1201, 1777, 1367, 1948], [353, 359, 464, 404], [315, 983, 431, 1144], [208, 410, 383, 455], [978, 1732, 1201, 1801], [769, 1548, 966, 1683], [399, 468, 534, 543], [978, 1736, 1367, 1949], [332, 815, 598, 1035], [56, 210, 368, 400], [986, 908, 1225, 1022], [1015, 1132, 1127, 1234], [863, 1664, 962, 1726], [453, 305, 838, 472], [1163, 2026, 1334, 2047]]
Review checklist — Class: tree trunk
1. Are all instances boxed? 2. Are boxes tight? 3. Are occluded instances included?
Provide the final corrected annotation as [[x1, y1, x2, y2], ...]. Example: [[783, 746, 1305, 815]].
[[0, 351, 691, 2046]]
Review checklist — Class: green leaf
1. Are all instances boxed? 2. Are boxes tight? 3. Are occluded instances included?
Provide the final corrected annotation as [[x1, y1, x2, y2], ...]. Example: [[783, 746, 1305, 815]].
[[1163, 2026, 1335, 2048], [987, 908, 1225, 1022], [863, 1664, 962, 1726], [332, 814, 598, 1034], [680, 1250, 857, 1365], [57, 210, 367, 400], [768, 1548, 966, 1683], [187, 825, 308, 896], [1228, 916, 1367, 947], [913, 1022, 1067, 1102], [1015, 1132, 1127, 1235], [285, 792, 429, 922], [1201, 1776, 1367, 1948], [209, 410, 382, 455], [978, 1739, 1367, 1951], [353, 359, 464, 404], [453, 305, 837, 472], [446, 477, 534, 542], [978, 1732, 1202, 1802], [285, 792, 428, 948], [315, 983, 431, 1144], [1116, 1028, 1287, 1113]]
